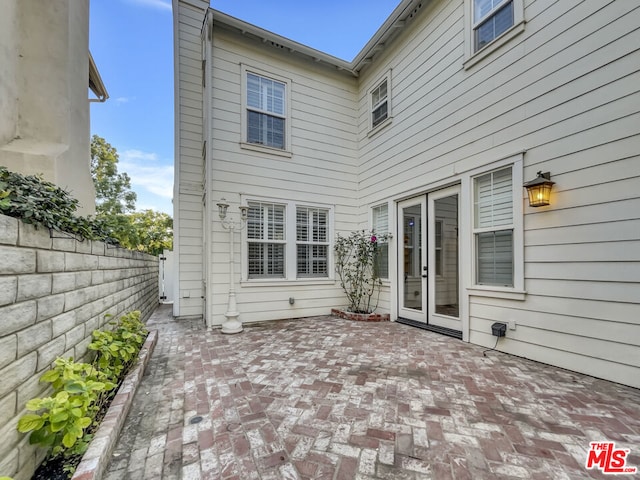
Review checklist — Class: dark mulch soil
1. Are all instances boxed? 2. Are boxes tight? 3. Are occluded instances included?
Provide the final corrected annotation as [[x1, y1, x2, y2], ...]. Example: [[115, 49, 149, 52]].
[[32, 453, 83, 480]]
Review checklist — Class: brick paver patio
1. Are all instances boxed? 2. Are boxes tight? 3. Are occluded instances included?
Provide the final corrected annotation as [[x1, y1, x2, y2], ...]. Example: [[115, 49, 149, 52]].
[[104, 305, 640, 479]]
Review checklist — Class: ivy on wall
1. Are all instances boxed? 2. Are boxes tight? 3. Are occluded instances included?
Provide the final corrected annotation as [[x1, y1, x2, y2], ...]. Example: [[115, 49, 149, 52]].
[[0, 166, 119, 245]]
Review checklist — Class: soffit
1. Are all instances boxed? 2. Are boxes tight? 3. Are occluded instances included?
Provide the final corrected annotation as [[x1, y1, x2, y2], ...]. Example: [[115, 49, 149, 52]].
[[210, 0, 429, 78]]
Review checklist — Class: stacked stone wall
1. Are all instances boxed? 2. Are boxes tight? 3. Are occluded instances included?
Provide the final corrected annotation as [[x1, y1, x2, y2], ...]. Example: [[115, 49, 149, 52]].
[[0, 213, 159, 480]]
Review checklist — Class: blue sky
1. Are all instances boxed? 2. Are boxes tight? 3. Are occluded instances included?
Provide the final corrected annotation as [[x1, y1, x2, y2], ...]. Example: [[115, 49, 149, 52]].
[[89, 0, 398, 215]]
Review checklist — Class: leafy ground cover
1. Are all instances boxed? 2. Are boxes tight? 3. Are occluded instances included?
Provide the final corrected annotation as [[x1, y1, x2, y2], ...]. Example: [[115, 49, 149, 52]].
[[17, 311, 148, 480]]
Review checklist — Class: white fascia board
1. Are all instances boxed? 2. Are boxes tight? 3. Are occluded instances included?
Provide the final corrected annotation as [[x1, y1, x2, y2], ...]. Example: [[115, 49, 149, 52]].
[[211, 0, 422, 77], [210, 9, 356, 76]]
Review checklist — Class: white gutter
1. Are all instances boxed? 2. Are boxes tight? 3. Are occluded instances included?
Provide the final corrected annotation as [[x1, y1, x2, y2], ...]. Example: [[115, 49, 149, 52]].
[[211, 0, 423, 77], [211, 9, 358, 76], [88, 51, 109, 102]]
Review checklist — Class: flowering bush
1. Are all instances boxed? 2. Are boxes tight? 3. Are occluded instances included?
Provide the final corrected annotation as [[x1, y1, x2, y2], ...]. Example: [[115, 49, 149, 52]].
[[335, 230, 390, 313]]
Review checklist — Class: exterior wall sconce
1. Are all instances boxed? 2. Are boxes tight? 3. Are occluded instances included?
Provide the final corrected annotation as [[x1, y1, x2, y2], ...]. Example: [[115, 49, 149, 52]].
[[216, 199, 249, 334], [524, 171, 555, 207]]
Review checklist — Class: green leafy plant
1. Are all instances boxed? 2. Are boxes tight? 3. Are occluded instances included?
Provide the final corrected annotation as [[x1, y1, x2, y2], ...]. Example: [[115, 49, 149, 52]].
[[89, 311, 148, 383], [17, 357, 115, 457], [16, 310, 148, 478], [0, 166, 119, 244], [335, 230, 391, 313], [18, 389, 99, 454]]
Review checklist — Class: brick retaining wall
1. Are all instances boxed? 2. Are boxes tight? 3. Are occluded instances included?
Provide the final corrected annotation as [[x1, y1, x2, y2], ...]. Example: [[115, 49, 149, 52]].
[[0, 214, 159, 480]]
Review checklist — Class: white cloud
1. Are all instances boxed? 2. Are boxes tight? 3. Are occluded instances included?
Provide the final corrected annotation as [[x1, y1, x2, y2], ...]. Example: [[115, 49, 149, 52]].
[[120, 150, 173, 200], [122, 149, 158, 162], [127, 0, 172, 12], [115, 97, 133, 105]]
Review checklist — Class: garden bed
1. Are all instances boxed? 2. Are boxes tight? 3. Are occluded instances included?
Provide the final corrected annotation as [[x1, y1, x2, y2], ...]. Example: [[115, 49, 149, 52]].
[[69, 329, 157, 480], [331, 308, 390, 322], [28, 330, 157, 480]]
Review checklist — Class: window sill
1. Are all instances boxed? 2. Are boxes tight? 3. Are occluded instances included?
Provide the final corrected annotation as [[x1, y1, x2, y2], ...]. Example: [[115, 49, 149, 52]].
[[367, 116, 393, 138], [467, 286, 526, 301], [464, 19, 526, 70], [241, 278, 335, 287], [240, 142, 292, 158]]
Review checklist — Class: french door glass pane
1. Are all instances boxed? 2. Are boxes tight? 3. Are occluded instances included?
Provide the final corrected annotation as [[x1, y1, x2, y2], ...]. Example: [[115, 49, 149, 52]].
[[434, 195, 459, 317], [402, 205, 422, 311]]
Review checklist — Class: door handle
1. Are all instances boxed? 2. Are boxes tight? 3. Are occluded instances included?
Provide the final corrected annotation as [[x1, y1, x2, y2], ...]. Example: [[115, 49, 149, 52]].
[[422, 266, 428, 278]]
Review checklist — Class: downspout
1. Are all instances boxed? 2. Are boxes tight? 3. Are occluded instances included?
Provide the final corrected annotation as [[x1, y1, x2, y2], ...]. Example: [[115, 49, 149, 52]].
[[203, 8, 214, 328], [171, 0, 181, 316]]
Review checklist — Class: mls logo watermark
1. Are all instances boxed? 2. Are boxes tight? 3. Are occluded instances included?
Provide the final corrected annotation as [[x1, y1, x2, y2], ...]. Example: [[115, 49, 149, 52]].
[[586, 442, 637, 475]]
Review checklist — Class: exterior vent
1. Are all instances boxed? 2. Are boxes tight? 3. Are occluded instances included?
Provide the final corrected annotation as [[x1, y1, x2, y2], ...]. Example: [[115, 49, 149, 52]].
[[409, 3, 423, 19]]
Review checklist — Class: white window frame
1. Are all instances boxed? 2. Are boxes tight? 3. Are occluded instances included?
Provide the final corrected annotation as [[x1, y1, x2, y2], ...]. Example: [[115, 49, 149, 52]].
[[467, 155, 524, 298], [463, 0, 525, 70], [246, 201, 287, 279], [240, 64, 292, 157], [241, 196, 334, 284], [296, 206, 330, 278], [367, 70, 393, 137], [371, 203, 390, 280]]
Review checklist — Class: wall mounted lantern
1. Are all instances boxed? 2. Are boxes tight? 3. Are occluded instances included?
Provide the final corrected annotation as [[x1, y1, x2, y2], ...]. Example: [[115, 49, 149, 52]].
[[216, 199, 249, 334], [524, 171, 555, 207]]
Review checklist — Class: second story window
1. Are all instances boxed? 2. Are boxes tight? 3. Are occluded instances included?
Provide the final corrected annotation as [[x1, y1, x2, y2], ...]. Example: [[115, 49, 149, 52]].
[[474, 0, 514, 51], [246, 72, 286, 149], [371, 80, 388, 128], [368, 70, 392, 134]]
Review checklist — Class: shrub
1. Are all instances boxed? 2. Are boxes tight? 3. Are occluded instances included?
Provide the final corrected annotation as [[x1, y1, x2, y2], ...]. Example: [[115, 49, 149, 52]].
[[16, 310, 147, 476], [89, 311, 148, 383], [335, 230, 390, 313], [0, 166, 118, 244]]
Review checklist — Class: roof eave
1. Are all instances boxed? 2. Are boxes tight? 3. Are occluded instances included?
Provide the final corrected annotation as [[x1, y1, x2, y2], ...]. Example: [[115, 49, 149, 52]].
[[210, 0, 426, 78], [89, 51, 109, 102], [352, 0, 422, 73], [211, 9, 358, 77]]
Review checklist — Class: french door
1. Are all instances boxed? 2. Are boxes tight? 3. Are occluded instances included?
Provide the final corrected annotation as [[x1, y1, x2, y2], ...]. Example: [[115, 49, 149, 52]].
[[398, 185, 461, 331]]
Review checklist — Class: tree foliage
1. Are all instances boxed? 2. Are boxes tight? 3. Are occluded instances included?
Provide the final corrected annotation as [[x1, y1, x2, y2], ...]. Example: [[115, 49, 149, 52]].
[[90, 135, 172, 256], [90, 135, 136, 216], [119, 209, 173, 256]]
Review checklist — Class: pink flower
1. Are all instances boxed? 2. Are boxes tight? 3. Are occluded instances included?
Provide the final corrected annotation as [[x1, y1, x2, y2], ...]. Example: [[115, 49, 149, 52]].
[[370, 235, 377, 243]]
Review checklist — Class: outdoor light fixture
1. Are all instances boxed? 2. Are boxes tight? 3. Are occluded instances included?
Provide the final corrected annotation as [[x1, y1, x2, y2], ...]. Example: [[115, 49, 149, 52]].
[[524, 171, 555, 207], [216, 199, 229, 220], [216, 198, 248, 334]]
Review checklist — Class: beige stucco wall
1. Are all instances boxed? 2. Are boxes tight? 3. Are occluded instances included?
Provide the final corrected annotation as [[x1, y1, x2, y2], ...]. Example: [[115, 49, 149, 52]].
[[0, 0, 96, 215]]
